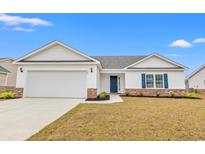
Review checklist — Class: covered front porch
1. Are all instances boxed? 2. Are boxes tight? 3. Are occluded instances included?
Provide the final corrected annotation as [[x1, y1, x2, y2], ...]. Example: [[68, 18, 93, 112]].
[[99, 73, 125, 94]]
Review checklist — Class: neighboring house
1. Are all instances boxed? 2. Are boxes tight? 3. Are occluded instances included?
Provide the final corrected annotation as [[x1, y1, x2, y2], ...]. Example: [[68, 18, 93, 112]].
[[13, 41, 187, 99], [0, 58, 17, 86], [187, 64, 205, 91]]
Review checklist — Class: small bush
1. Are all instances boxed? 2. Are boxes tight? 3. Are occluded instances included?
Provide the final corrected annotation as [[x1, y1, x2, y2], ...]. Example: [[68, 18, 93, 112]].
[[169, 91, 175, 97], [156, 91, 160, 97], [0, 91, 16, 99], [98, 92, 109, 100], [186, 92, 196, 97], [139, 91, 144, 97], [189, 88, 198, 93]]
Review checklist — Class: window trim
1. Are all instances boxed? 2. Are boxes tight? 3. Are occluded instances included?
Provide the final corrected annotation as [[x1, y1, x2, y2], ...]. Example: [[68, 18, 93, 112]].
[[155, 74, 164, 89], [144, 73, 165, 89], [145, 74, 154, 88], [118, 77, 121, 91]]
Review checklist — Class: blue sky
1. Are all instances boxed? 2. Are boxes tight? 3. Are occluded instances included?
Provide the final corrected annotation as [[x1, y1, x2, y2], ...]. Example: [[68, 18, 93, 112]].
[[0, 13, 205, 74]]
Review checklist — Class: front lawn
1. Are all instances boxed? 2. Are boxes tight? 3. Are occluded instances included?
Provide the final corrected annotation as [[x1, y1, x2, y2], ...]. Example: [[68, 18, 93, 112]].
[[28, 94, 205, 141]]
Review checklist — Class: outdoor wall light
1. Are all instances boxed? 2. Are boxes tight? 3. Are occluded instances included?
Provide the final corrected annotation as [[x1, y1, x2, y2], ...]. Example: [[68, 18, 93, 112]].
[[90, 67, 93, 73], [20, 67, 23, 73]]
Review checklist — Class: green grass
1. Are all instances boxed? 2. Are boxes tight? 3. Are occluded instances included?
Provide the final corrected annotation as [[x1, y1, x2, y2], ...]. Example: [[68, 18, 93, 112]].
[[28, 94, 205, 141]]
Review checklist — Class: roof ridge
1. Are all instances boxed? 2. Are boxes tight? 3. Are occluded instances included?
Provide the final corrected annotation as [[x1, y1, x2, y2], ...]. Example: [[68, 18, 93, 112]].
[[92, 55, 147, 69], [91, 55, 147, 57]]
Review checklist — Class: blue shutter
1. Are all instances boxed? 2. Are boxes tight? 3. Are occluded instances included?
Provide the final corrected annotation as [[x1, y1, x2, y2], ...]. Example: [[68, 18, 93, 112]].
[[164, 73, 168, 89], [141, 74, 146, 88]]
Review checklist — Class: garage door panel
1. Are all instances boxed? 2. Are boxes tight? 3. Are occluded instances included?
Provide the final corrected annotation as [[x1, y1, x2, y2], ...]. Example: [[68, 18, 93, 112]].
[[25, 71, 87, 98]]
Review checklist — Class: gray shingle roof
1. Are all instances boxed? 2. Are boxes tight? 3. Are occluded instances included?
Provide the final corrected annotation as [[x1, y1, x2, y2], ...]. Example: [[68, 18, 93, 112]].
[[0, 66, 10, 73], [92, 56, 147, 69], [0, 58, 13, 61]]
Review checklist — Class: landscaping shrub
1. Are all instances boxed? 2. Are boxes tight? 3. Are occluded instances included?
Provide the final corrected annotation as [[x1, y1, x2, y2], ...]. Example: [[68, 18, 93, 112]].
[[156, 91, 160, 97], [0, 91, 16, 99], [189, 88, 198, 94], [169, 91, 175, 97], [98, 92, 109, 100], [186, 92, 196, 97], [139, 92, 144, 97]]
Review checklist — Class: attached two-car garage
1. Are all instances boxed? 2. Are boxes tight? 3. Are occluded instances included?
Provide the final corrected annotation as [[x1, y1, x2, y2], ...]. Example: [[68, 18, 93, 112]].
[[25, 71, 87, 98]]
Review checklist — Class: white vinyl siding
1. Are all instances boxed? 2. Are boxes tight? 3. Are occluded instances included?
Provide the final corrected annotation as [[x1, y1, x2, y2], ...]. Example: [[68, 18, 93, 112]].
[[188, 67, 205, 89], [131, 56, 179, 68], [125, 71, 185, 89], [25, 44, 89, 61]]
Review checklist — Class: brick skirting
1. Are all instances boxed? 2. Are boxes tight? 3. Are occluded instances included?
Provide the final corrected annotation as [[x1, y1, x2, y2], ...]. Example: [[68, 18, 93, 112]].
[[192, 89, 205, 93], [87, 88, 97, 99], [0, 86, 23, 98], [125, 89, 187, 97]]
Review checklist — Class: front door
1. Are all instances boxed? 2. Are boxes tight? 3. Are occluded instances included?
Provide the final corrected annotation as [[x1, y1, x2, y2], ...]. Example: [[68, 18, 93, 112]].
[[110, 76, 118, 93]]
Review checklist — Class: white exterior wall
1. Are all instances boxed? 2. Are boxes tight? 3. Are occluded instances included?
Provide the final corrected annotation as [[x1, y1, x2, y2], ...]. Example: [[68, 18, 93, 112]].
[[125, 70, 185, 89], [25, 45, 88, 61], [131, 56, 178, 68], [16, 64, 98, 90], [96, 68, 101, 94], [15, 43, 187, 96], [100, 73, 125, 93], [188, 67, 205, 89]]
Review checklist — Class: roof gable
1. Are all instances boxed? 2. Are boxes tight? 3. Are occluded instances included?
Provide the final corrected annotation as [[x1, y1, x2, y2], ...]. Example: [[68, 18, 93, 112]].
[[14, 41, 99, 63], [125, 53, 186, 69], [187, 64, 205, 79], [0, 66, 10, 73], [24, 44, 90, 61]]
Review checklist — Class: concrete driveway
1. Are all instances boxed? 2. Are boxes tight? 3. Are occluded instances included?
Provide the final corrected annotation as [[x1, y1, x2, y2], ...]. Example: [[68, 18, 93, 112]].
[[0, 98, 82, 141]]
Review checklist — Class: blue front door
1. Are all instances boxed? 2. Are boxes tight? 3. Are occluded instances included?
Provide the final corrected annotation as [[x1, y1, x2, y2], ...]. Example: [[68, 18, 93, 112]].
[[110, 76, 118, 93]]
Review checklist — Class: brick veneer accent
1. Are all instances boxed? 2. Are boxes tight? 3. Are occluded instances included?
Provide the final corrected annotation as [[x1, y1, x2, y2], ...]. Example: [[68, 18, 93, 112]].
[[87, 88, 97, 99], [0, 86, 23, 98], [125, 89, 187, 97], [192, 89, 205, 93]]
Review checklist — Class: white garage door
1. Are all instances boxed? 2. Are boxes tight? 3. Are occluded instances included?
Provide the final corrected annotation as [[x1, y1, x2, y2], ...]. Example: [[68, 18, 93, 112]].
[[25, 71, 87, 98]]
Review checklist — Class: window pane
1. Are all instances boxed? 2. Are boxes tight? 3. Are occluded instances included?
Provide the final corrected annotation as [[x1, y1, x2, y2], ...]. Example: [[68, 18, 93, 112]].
[[146, 74, 154, 88], [155, 74, 163, 88]]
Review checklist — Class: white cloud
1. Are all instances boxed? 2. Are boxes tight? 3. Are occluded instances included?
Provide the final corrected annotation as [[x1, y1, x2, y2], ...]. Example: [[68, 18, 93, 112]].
[[0, 14, 52, 26], [193, 38, 205, 43], [165, 53, 182, 57], [169, 40, 192, 48], [2, 26, 34, 32]]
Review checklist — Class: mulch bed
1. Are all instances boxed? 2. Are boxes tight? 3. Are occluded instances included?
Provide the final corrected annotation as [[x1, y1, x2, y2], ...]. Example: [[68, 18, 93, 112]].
[[86, 95, 110, 101], [120, 95, 201, 99]]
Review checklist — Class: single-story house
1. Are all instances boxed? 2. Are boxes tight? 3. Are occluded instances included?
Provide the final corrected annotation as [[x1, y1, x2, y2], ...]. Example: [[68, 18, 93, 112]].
[[13, 41, 187, 99], [0, 58, 17, 86], [187, 64, 205, 92]]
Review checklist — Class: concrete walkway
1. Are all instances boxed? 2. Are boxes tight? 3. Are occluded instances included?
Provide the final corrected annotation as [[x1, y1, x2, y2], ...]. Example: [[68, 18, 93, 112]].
[[0, 98, 82, 141], [83, 94, 124, 104]]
